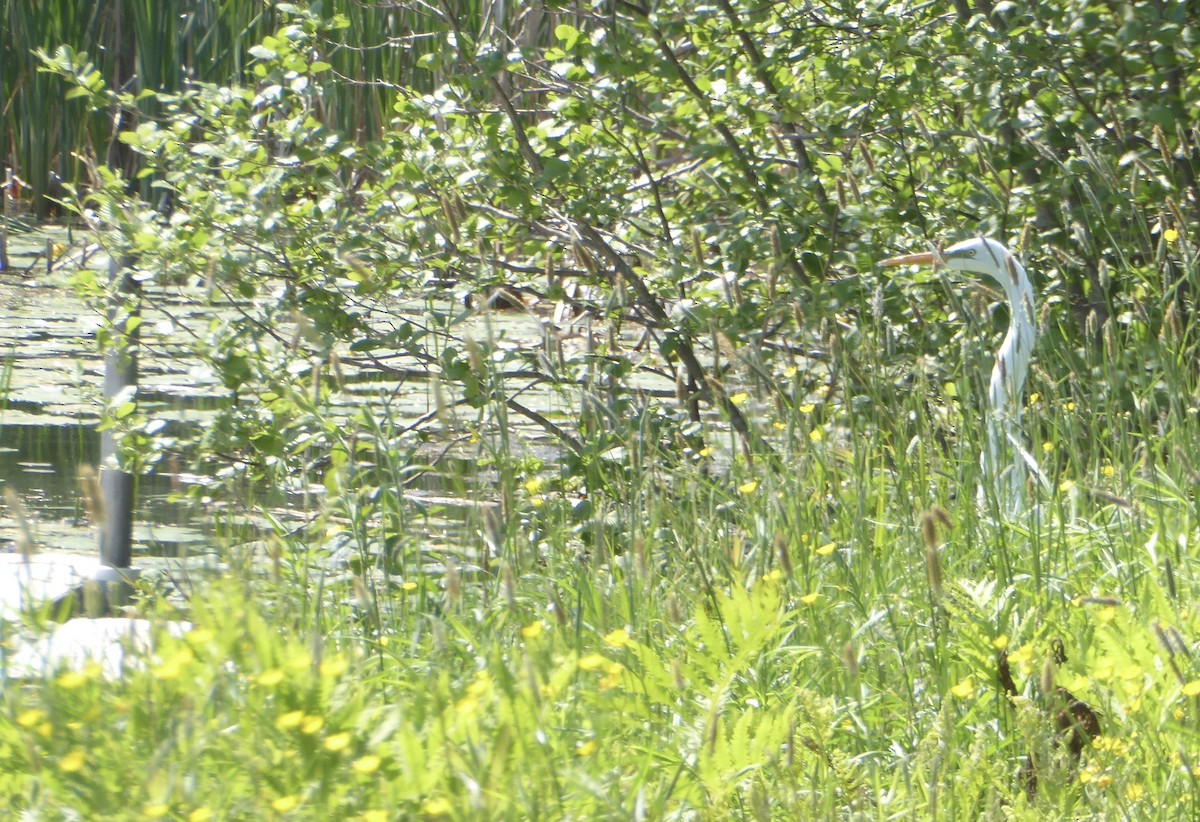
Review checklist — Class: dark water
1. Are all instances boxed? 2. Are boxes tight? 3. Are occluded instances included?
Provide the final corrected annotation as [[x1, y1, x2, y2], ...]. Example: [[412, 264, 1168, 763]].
[[0, 422, 207, 557]]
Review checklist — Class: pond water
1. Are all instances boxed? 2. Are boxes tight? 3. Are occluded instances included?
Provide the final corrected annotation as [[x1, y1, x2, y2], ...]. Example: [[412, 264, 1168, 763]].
[[0, 222, 548, 566], [0, 223, 222, 560]]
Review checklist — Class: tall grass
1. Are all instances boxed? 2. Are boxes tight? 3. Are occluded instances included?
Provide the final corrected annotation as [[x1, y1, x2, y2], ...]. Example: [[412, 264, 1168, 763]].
[[3, 290, 1197, 815], [1, 0, 560, 217]]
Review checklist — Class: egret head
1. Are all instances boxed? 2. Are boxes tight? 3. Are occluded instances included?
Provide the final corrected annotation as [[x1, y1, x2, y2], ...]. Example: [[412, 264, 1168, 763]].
[[880, 237, 1021, 295]]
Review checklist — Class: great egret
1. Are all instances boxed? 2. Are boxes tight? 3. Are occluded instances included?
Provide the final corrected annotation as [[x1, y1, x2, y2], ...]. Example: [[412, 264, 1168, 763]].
[[881, 237, 1038, 511]]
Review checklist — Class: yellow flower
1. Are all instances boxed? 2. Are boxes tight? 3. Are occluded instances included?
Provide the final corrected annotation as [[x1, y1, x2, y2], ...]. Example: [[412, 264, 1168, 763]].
[[799, 592, 819, 605], [799, 403, 815, 414], [599, 662, 624, 691], [186, 627, 215, 646], [730, 392, 750, 406], [1028, 392, 1040, 405], [1183, 681, 1200, 697], [808, 428, 823, 443], [154, 648, 194, 681], [286, 650, 312, 671], [324, 732, 352, 752], [816, 541, 836, 557], [576, 740, 597, 756], [421, 797, 452, 817], [300, 715, 325, 735], [1008, 645, 1034, 665], [523, 477, 544, 494], [1064, 401, 1076, 411], [271, 795, 299, 812], [257, 668, 285, 687], [1165, 228, 1179, 243], [352, 754, 382, 775], [56, 671, 88, 690], [467, 670, 492, 697], [188, 809, 214, 822], [784, 366, 798, 378], [521, 621, 545, 640], [1102, 465, 1115, 478], [401, 581, 418, 592], [603, 628, 631, 648], [144, 804, 170, 819], [1042, 441, 1055, 454], [950, 677, 975, 699], [578, 653, 607, 671], [16, 708, 46, 728], [362, 811, 388, 822], [698, 446, 714, 458], [59, 750, 86, 773], [992, 635, 1009, 651], [275, 710, 305, 731], [1098, 606, 1118, 623], [320, 656, 349, 678], [737, 480, 758, 495], [1096, 774, 1113, 789]]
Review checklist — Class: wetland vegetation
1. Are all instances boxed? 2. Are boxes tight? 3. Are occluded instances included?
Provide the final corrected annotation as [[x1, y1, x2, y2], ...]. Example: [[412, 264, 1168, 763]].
[[2, 1, 1200, 818]]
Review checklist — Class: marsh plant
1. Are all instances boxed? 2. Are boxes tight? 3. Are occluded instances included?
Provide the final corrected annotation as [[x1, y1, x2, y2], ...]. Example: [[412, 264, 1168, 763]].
[[4, 1, 1200, 817]]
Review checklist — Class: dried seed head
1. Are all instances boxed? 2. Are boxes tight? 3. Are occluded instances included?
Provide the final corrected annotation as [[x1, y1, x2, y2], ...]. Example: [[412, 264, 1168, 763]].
[[857, 139, 876, 173], [501, 563, 516, 608], [775, 532, 792, 578], [1040, 655, 1056, 699], [925, 542, 943, 600], [445, 557, 461, 610], [691, 228, 705, 270], [1164, 301, 1180, 342], [5, 486, 34, 559], [1154, 123, 1172, 166], [921, 511, 938, 551]]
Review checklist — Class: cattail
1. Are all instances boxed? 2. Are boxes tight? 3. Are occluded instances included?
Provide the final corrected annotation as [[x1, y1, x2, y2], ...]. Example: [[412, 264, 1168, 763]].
[[439, 193, 460, 242], [501, 563, 516, 608], [775, 531, 792, 578], [445, 556, 461, 611], [5, 487, 35, 559], [329, 350, 344, 389], [921, 510, 942, 600], [667, 593, 682, 626], [78, 464, 103, 525], [573, 240, 599, 278], [691, 228, 705, 270], [843, 642, 858, 681]]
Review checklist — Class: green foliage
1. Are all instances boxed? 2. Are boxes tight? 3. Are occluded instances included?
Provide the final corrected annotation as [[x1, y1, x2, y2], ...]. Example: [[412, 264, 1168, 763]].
[[7, 0, 1200, 818]]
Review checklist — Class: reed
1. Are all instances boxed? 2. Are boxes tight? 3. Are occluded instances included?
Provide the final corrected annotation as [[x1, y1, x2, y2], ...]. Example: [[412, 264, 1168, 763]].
[[2, 0, 563, 218]]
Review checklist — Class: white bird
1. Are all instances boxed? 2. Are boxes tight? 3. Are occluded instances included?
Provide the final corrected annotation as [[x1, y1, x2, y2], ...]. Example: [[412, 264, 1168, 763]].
[[881, 237, 1039, 512]]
